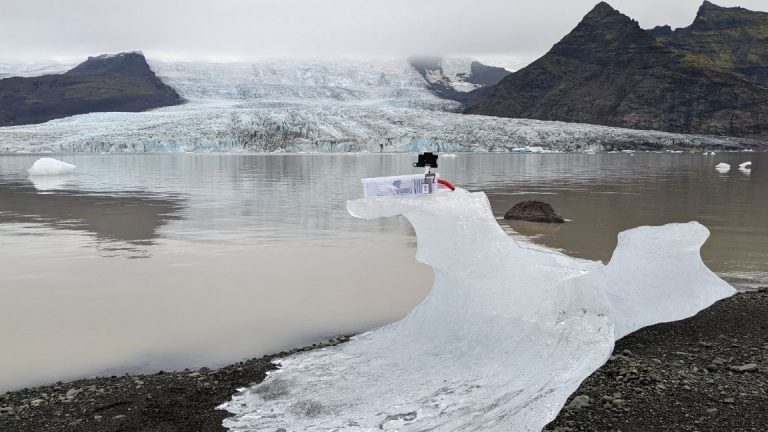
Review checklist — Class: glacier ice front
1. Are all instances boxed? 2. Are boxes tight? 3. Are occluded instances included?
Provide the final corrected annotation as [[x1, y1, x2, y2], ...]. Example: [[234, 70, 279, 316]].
[[221, 190, 734, 431]]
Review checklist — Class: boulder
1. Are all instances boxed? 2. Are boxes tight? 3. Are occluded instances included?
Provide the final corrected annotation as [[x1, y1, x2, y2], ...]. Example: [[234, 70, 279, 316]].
[[504, 201, 565, 223]]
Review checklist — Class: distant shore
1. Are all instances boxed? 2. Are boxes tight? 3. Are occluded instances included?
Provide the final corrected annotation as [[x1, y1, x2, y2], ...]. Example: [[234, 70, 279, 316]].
[[1, 291, 766, 432]]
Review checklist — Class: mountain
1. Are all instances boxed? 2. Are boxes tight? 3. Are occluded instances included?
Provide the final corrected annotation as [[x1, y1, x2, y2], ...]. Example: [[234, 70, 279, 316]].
[[408, 57, 510, 105], [466, 1, 768, 140], [0, 52, 183, 127], [0, 58, 761, 153], [660, 1, 768, 86]]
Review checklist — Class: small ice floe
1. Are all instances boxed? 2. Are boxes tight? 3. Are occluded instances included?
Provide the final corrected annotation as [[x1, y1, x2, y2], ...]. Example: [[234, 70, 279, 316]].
[[738, 161, 752, 175], [27, 158, 76, 176], [442, 153, 458, 158], [715, 162, 731, 173], [511, 146, 546, 153]]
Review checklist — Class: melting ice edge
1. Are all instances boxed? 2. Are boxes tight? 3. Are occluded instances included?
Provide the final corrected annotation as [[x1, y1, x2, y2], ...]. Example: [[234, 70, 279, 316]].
[[221, 189, 735, 431]]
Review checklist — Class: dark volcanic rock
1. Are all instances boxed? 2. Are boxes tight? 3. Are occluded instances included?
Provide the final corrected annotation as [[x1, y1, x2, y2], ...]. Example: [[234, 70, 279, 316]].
[[504, 200, 565, 223], [0, 52, 183, 127], [660, 1, 768, 87], [466, 1, 768, 140], [465, 61, 511, 87]]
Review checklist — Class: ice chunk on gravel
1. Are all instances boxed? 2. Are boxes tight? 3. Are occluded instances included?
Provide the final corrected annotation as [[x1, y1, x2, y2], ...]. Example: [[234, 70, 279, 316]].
[[221, 190, 734, 432]]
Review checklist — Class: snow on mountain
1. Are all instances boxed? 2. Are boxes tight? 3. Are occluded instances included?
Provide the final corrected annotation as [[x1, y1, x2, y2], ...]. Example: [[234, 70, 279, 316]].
[[0, 61, 76, 79], [0, 57, 760, 153], [422, 58, 485, 93]]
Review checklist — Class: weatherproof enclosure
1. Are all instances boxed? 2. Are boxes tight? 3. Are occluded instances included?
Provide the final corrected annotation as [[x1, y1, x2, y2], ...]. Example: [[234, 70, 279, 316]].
[[361, 173, 440, 198]]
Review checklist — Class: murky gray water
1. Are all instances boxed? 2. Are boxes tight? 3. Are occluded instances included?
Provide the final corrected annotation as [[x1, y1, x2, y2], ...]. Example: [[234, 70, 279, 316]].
[[0, 152, 765, 391]]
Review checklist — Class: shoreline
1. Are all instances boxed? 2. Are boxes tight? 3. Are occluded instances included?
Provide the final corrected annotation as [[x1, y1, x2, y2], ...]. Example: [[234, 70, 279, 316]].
[[2, 290, 766, 432]]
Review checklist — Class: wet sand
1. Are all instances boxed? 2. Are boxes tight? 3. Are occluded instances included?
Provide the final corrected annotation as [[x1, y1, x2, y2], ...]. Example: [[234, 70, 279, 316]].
[[1, 291, 766, 432]]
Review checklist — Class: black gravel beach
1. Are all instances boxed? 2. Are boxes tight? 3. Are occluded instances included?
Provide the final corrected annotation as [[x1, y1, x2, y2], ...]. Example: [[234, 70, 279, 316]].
[[1, 291, 766, 432]]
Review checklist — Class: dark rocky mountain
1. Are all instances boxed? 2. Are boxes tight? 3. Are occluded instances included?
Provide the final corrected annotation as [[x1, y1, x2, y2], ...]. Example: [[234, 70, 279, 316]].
[[466, 1, 768, 140], [408, 56, 510, 105], [0, 52, 183, 127]]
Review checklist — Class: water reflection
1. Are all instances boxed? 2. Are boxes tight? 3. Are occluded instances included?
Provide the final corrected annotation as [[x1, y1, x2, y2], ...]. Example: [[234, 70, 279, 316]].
[[0, 152, 764, 392], [0, 182, 183, 257], [28, 174, 75, 191]]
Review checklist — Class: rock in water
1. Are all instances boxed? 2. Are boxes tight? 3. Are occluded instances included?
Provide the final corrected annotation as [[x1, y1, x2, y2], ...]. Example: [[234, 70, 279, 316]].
[[27, 158, 76, 176], [504, 200, 565, 223]]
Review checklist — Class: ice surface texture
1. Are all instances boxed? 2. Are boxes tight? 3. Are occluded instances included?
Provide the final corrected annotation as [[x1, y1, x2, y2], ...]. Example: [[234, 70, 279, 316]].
[[0, 59, 758, 153], [221, 190, 734, 431], [27, 157, 76, 176]]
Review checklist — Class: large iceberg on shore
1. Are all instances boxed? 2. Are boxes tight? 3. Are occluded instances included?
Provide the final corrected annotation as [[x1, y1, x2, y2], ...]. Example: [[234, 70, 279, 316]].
[[221, 190, 734, 431]]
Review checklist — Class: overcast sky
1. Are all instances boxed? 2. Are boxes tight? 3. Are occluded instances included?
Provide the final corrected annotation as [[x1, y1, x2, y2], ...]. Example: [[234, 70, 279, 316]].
[[1, 0, 766, 66]]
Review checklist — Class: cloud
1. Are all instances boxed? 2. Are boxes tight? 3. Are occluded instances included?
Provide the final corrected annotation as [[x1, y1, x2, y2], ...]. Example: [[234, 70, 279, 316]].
[[1, 0, 766, 62]]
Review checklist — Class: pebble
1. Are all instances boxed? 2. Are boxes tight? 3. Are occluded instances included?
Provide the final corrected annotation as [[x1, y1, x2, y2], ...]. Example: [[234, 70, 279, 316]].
[[566, 395, 590, 410], [729, 364, 758, 373]]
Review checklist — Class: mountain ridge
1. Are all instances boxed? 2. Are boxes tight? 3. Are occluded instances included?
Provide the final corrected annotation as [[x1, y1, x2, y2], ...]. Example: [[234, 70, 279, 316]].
[[466, 1, 768, 140], [0, 52, 183, 127]]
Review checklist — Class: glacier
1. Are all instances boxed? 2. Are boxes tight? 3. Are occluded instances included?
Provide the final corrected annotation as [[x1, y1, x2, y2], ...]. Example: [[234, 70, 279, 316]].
[[220, 190, 735, 431], [0, 58, 761, 153]]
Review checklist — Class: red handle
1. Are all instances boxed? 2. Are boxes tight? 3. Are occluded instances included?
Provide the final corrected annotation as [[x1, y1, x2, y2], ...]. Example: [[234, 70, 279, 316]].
[[437, 178, 455, 191]]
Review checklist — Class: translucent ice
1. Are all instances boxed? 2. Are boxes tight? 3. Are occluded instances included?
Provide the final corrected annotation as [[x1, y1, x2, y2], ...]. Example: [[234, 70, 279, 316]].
[[27, 158, 76, 176], [221, 190, 734, 431], [739, 161, 752, 169]]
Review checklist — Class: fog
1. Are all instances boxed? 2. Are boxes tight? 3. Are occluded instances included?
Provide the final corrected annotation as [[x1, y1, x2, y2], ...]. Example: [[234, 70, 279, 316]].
[[1, 0, 766, 66]]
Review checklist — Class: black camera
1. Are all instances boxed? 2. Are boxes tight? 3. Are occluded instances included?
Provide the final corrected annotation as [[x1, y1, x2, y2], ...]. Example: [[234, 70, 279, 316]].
[[413, 152, 438, 168]]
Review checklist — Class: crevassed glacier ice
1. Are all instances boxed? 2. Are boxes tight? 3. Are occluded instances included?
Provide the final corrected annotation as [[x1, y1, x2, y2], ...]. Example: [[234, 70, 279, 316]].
[[221, 190, 734, 431], [0, 58, 760, 153]]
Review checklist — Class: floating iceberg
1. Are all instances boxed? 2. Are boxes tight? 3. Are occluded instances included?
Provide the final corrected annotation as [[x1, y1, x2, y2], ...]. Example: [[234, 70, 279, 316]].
[[510, 146, 547, 153], [715, 162, 730, 173], [27, 158, 76, 176], [739, 161, 752, 169], [221, 190, 734, 431]]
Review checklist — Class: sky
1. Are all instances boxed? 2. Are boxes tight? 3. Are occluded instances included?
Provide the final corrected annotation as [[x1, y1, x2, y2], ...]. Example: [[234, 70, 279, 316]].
[[1, 0, 767, 66]]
